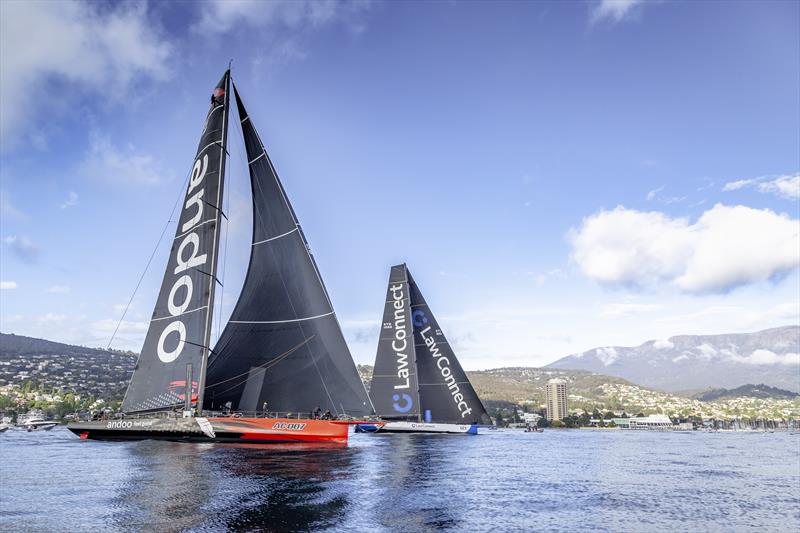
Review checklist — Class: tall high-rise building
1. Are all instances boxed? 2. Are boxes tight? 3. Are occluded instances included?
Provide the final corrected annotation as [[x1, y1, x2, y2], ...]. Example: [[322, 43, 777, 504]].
[[545, 379, 568, 421]]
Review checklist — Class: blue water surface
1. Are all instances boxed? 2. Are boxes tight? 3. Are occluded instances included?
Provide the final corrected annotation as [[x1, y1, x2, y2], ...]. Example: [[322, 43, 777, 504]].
[[0, 427, 798, 532]]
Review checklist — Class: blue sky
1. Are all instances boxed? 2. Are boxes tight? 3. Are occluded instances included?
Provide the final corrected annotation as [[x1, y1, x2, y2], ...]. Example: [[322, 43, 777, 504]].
[[1, 0, 798, 369]]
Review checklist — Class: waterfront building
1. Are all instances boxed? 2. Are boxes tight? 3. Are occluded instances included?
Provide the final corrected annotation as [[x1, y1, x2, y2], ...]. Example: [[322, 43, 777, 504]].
[[589, 414, 677, 430], [522, 412, 541, 425], [545, 379, 568, 421]]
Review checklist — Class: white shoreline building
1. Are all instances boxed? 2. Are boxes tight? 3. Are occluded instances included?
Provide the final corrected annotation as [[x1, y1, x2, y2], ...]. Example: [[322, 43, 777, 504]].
[[545, 379, 568, 421]]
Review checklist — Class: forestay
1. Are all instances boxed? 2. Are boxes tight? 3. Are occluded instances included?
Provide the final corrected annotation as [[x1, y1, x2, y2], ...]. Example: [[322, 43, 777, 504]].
[[203, 84, 372, 417]]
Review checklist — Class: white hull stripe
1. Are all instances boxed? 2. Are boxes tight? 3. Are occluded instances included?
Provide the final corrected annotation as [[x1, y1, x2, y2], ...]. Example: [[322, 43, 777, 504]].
[[229, 311, 334, 325], [252, 227, 298, 246]]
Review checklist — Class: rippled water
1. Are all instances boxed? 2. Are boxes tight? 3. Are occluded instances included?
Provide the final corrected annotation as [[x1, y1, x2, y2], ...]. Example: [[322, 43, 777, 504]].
[[1, 427, 798, 532]]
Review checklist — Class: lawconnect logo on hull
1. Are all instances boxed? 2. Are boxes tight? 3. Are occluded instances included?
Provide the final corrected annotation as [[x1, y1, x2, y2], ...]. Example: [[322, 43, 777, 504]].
[[413, 309, 474, 419], [388, 283, 413, 413]]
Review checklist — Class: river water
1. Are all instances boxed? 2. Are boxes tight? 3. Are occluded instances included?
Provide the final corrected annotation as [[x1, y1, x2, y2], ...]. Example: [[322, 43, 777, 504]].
[[0, 427, 798, 532]]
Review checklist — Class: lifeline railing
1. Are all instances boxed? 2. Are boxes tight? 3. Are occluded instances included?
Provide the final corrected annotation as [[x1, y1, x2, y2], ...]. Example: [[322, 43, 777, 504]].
[[95, 410, 381, 422]]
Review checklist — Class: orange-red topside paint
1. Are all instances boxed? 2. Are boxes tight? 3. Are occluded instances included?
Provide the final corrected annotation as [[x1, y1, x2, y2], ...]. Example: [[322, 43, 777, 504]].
[[207, 417, 351, 443]]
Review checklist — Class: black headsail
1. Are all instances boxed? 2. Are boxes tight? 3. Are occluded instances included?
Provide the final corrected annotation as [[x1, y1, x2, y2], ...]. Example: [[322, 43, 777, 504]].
[[122, 71, 231, 413], [368, 264, 420, 420], [408, 267, 492, 425], [203, 84, 372, 417]]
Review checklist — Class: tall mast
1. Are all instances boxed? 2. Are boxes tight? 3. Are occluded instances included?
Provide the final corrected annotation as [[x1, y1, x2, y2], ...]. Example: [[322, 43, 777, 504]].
[[121, 69, 232, 414], [196, 69, 231, 413]]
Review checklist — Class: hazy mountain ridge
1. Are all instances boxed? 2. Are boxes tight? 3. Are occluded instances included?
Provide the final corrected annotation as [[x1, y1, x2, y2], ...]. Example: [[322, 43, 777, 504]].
[[357, 364, 800, 418], [548, 326, 800, 392], [358, 364, 637, 404], [0, 332, 110, 357], [0, 332, 135, 399], [694, 384, 799, 402]]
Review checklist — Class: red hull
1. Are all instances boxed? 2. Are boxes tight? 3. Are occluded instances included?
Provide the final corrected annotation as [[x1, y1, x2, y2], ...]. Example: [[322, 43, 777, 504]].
[[66, 417, 369, 444], [208, 417, 350, 443]]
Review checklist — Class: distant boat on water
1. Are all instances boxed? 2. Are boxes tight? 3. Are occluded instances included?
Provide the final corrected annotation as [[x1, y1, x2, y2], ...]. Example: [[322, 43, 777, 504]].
[[17, 411, 57, 432], [356, 264, 491, 435], [68, 68, 375, 444]]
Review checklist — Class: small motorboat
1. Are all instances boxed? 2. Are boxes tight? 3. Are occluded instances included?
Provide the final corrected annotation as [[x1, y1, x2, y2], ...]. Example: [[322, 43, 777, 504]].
[[17, 412, 58, 432]]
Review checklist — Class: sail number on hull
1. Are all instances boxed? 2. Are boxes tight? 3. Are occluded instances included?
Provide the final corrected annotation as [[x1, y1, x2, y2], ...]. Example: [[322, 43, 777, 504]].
[[157, 154, 211, 363]]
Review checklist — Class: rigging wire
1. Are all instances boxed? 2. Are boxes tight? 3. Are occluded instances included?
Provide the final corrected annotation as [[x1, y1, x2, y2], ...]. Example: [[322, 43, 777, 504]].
[[205, 336, 314, 397], [106, 167, 193, 350], [215, 116, 235, 341], [213, 73, 248, 344]]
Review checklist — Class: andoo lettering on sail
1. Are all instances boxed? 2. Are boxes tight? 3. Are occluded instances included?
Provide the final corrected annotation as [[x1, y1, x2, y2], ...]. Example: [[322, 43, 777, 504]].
[[122, 72, 230, 413]]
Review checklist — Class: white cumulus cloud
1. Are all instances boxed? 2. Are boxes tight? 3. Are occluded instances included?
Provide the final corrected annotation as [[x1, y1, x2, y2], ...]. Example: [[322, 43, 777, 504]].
[[81, 131, 165, 185], [0, 1, 171, 150], [590, 0, 644, 24], [195, 0, 370, 34], [595, 346, 619, 366], [569, 204, 800, 293], [653, 339, 674, 349], [696, 343, 718, 359], [46, 286, 71, 294], [3, 235, 40, 263], [732, 349, 800, 366], [0, 281, 17, 290], [601, 303, 661, 319], [723, 173, 800, 200]]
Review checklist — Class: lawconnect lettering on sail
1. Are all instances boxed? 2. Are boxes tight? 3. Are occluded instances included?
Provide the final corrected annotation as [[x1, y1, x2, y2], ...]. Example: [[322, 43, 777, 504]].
[[417, 315, 473, 419], [389, 284, 412, 390]]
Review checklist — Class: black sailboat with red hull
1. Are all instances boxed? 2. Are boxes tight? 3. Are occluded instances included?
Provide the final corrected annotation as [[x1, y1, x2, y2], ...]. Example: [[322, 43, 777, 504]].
[[68, 69, 376, 444]]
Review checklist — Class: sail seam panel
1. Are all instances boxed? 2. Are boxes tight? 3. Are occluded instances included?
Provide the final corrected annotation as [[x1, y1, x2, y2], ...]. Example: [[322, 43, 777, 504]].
[[228, 311, 334, 324], [173, 218, 216, 240], [151, 305, 209, 322], [248, 152, 266, 165], [252, 227, 298, 246], [197, 140, 224, 157], [249, 123, 337, 313]]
